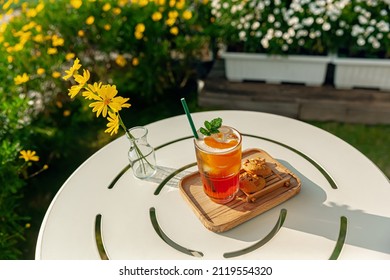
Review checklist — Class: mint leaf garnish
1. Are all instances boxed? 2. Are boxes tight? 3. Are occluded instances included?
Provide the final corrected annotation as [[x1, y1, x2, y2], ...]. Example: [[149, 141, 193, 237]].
[[200, 117, 222, 136]]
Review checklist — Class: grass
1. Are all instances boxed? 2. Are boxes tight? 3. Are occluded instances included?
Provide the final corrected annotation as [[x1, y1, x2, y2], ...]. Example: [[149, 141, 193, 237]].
[[22, 85, 390, 259], [309, 121, 390, 179]]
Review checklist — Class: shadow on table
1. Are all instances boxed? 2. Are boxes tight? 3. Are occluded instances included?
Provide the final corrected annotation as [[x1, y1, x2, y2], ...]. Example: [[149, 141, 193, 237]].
[[221, 159, 390, 255]]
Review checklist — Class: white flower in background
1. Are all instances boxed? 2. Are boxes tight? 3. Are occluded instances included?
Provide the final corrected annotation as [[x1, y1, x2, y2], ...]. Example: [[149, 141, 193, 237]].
[[336, 29, 344, 36], [358, 15, 368, 25], [211, 0, 390, 56], [372, 40, 381, 49], [302, 17, 314, 26], [322, 22, 331, 31], [352, 25, 364, 37], [239, 30, 246, 41], [252, 21, 260, 30], [357, 37, 366, 46]]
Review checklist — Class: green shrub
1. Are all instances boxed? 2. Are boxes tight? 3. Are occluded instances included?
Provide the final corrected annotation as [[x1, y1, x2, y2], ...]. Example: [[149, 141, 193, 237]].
[[0, 0, 214, 258]]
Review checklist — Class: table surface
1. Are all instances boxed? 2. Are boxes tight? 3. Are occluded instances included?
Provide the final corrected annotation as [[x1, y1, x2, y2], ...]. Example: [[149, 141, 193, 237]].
[[35, 110, 390, 260]]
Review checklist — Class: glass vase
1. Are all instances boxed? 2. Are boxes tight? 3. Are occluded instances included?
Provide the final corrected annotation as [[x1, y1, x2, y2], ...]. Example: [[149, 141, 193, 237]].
[[127, 126, 156, 179]]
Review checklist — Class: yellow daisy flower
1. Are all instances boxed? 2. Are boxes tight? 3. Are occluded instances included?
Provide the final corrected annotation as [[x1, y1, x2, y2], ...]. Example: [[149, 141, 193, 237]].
[[52, 35, 64, 47], [135, 31, 143, 40], [132, 57, 140, 66], [105, 111, 120, 136], [152, 11, 162, 21], [37, 68, 45, 75], [63, 58, 81, 80], [112, 7, 121, 15], [82, 82, 102, 100], [115, 55, 127, 67], [47, 47, 58, 55], [135, 23, 145, 33], [182, 10, 192, 20], [70, 0, 82, 9], [89, 85, 131, 118], [52, 71, 61, 78], [86, 16, 95, 25], [102, 3, 111, 11], [68, 84, 83, 99], [170, 26, 179, 36], [66, 53, 75, 61], [74, 69, 90, 85], [19, 150, 39, 162], [14, 73, 30, 85]]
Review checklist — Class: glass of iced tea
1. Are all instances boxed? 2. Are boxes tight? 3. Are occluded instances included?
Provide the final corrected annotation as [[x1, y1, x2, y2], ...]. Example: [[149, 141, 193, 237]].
[[194, 126, 242, 204]]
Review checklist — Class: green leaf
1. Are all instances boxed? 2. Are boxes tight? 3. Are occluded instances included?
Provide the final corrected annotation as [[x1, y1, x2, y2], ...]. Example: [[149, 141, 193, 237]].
[[199, 117, 223, 136], [211, 117, 222, 129], [204, 121, 212, 130], [199, 127, 210, 136]]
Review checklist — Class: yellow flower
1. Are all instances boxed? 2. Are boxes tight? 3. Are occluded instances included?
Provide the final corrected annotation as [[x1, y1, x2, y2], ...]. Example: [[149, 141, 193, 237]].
[[52, 35, 64, 46], [70, 0, 82, 9], [27, 9, 38, 18], [47, 47, 58, 55], [168, 10, 179, 19], [135, 31, 143, 40], [182, 10, 192, 20], [63, 58, 81, 80], [170, 26, 179, 36], [139, 0, 148, 7], [7, 55, 13, 63], [14, 73, 29, 85], [82, 82, 102, 100], [89, 85, 131, 117], [86, 16, 95, 25], [152, 11, 162, 21], [104, 24, 111, 31], [132, 57, 140, 66], [112, 7, 121, 15], [68, 84, 83, 99], [118, 0, 127, 6], [3, 0, 13, 10], [66, 53, 75, 61], [37, 68, 45, 75], [63, 110, 71, 117], [19, 150, 39, 162], [135, 23, 145, 33], [176, 0, 185, 9], [33, 34, 44, 43], [115, 55, 127, 67], [74, 69, 90, 85], [166, 17, 175, 26], [105, 111, 120, 136], [78, 30, 85, 37], [52, 71, 61, 78], [102, 3, 111, 11]]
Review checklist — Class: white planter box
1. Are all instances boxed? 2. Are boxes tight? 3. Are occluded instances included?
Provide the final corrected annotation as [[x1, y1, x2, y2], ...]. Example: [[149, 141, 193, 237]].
[[333, 57, 390, 91], [221, 52, 330, 86]]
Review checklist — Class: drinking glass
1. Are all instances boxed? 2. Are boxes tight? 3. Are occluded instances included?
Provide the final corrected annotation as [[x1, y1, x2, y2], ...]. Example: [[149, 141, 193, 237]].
[[194, 126, 242, 204]]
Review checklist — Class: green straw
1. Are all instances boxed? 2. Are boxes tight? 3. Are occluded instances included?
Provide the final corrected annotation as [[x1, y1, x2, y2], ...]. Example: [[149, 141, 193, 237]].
[[181, 98, 199, 139]]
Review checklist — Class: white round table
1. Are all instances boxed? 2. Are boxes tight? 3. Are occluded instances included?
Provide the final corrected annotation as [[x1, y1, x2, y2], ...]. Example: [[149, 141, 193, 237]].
[[35, 111, 390, 260]]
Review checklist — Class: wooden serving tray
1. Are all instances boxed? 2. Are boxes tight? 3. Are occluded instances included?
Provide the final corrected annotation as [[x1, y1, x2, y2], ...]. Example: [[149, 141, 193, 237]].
[[179, 148, 301, 232]]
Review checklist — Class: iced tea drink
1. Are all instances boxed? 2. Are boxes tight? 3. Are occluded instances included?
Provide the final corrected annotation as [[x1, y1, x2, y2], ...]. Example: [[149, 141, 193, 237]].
[[194, 126, 242, 204]]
